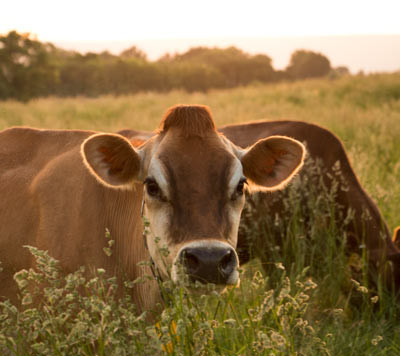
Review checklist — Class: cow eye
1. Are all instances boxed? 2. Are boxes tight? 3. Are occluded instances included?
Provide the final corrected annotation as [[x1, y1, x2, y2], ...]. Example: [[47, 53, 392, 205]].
[[144, 178, 160, 197], [235, 178, 247, 196]]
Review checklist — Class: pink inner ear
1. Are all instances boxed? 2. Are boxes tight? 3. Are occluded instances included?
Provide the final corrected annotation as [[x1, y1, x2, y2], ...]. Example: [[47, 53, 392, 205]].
[[83, 134, 141, 186], [259, 155, 276, 175], [260, 149, 287, 175], [98, 146, 113, 163], [243, 145, 289, 186], [98, 146, 123, 174]]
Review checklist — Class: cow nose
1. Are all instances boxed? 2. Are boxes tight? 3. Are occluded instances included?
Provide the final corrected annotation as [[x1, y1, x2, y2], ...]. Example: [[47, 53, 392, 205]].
[[179, 245, 238, 285]]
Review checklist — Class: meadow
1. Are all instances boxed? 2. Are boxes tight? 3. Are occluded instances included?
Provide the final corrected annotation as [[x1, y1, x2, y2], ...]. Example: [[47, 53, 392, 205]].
[[1, 73, 400, 355]]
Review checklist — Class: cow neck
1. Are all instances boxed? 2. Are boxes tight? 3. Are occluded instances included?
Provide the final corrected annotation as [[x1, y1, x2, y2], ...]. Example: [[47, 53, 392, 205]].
[[102, 186, 144, 278]]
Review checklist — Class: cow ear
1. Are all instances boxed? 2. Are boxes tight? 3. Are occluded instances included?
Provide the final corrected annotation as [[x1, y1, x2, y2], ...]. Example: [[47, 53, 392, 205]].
[[81, 133, 143, 188], [393, 227, 400, 249], [240, 135, 305, 191]]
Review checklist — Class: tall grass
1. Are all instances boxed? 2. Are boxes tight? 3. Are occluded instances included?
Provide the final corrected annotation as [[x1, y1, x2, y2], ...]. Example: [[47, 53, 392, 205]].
[[1, 73, 400, 354]]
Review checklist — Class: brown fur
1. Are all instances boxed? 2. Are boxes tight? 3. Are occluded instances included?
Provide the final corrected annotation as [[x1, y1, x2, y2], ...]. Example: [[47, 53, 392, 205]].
[[155, 105, 237, 243], [130, 138, 146, 147], [158, 105, 216, 138], [117, 129, 149, 147]]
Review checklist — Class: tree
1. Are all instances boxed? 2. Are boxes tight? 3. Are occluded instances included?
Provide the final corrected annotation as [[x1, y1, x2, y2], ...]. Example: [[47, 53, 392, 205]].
[[0, 31, 58, 100], [120, 46, 147, 61], [286, 50, 331, 80], [164, 46, 276, 87], [246, 54, 276, 83]]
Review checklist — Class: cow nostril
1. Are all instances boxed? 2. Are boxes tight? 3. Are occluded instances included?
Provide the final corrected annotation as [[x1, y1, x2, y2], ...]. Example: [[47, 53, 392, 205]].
[[182, 251, 199, 274], [218, 250, 235, 276], [179, 245, 238, 285]]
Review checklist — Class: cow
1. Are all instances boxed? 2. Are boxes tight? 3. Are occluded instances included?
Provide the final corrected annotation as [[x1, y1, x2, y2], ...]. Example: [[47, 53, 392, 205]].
[[0, 105, 305, 312], [119, 120, 400, 289]]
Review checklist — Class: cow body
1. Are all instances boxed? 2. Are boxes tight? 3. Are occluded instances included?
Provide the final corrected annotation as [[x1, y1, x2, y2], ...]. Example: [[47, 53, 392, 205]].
[[0, 106, 305, 309]]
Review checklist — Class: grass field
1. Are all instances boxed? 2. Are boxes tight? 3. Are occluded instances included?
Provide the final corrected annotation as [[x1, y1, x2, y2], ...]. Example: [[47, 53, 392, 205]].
[[1, 73, 400, 355]]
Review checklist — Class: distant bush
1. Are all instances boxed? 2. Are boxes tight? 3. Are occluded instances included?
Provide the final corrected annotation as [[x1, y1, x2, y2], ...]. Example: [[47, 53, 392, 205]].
[[0, 31, 338, 101], [286, 50, 331, 80], [165, 46, 276, 88]]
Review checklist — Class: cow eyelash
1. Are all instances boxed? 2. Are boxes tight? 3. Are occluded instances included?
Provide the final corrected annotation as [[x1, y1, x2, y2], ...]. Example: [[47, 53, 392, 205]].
[[144, 177, 161, 198]]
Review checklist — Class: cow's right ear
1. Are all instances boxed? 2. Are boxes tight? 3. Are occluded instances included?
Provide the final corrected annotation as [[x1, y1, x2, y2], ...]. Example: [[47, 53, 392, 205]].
[[393, 227, 400, 249], [81, 133, 143, 188]]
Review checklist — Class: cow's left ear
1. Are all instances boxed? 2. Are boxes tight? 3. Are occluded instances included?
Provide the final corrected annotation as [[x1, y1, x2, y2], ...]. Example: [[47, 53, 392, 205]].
[[81, 133, 143, 188], [240, 135, 305, 191]]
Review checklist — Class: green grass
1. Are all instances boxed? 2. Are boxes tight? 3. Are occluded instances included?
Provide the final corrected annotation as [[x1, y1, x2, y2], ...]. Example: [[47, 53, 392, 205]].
[[1, 72, 400, 355]]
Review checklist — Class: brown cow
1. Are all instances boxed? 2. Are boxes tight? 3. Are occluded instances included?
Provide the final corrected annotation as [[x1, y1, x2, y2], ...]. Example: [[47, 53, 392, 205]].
[[0, 105, 305, 311], [119, 120, 400, 288]]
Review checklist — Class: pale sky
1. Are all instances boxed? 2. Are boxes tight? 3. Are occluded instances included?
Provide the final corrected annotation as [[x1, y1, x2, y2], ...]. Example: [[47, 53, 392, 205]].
[[1, 0, 400, 41], [2, 0, 400, 72]]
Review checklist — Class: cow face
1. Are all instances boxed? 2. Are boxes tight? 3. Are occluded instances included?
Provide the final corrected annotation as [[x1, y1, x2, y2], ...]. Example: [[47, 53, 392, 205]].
[[81, 105, 305, 289], [143, 129, 245, 286]]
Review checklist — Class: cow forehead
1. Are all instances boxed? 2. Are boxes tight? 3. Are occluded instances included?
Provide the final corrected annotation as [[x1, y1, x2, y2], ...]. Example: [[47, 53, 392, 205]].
[[149, 132, 240, 242], [155, 131, 238, 188]]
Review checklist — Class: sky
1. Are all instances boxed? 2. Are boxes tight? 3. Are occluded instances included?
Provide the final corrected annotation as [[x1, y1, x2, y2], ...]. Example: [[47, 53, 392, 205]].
[[2, 0, 400, 41], [1, 0, 400, 72]]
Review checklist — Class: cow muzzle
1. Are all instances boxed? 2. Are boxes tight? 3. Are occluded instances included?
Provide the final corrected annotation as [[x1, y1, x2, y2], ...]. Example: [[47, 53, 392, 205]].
[[173, 241, 239, 286]]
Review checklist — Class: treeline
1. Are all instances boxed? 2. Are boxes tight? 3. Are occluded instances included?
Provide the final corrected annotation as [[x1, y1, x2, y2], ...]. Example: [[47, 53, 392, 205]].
[[0, 31, 348, 101]]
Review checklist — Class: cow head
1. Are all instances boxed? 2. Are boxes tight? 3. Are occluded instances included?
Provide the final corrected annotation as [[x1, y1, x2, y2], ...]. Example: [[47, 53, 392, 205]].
[[81, 105, 305, 288]]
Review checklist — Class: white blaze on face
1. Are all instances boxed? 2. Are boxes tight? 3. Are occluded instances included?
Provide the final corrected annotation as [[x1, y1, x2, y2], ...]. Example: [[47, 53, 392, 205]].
[[143, 157, 176, 279], [147, 157, 169, 197], [218, 136, 247, 247], [226, 158, 246, 246]]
